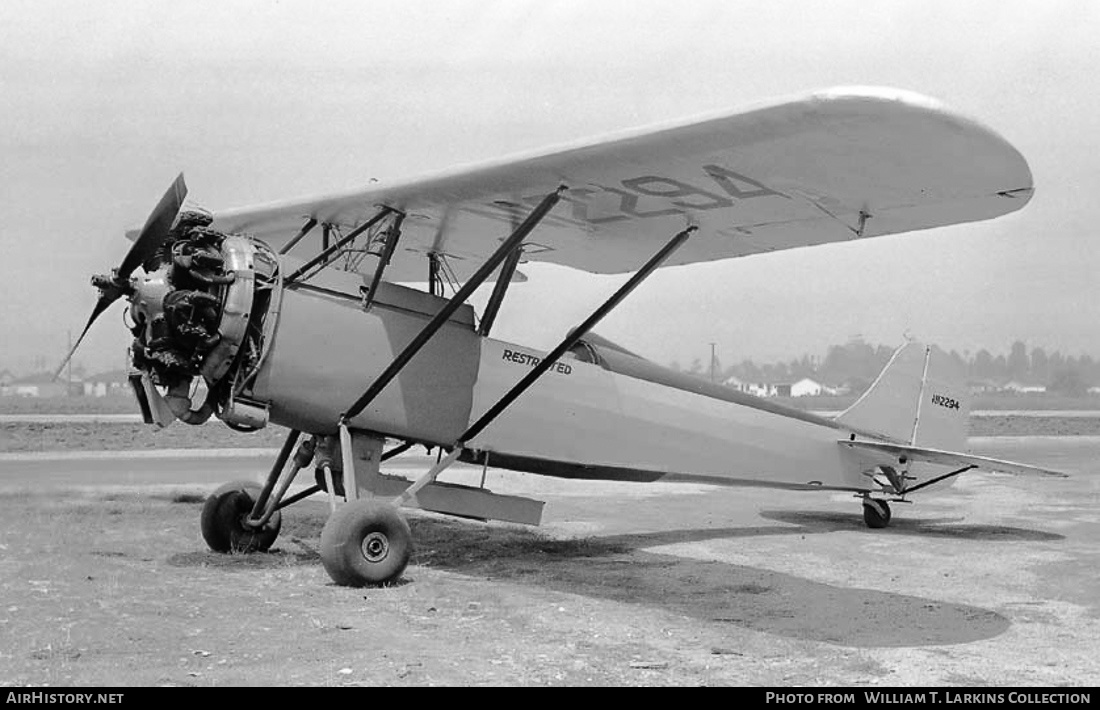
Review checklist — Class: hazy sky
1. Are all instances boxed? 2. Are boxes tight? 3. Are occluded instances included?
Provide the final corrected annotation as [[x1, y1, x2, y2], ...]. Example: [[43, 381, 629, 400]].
[[1, 0, 1098, 374]]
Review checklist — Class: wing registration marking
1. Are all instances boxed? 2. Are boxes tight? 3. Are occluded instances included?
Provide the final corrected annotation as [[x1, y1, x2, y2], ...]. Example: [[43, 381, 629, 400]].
[[461, 165, 786, 229]]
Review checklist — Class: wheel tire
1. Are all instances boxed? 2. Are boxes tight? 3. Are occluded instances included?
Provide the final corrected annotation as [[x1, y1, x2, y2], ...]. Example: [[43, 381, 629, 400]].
[[201, 480, 281, 553], [863, 499, 892, 529], [320, 500, 412, 587]]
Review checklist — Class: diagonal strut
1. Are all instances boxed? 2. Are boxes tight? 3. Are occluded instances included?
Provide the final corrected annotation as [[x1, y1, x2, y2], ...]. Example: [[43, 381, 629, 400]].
[[339, 186, 568, 425], [458, 225, 696, 446]]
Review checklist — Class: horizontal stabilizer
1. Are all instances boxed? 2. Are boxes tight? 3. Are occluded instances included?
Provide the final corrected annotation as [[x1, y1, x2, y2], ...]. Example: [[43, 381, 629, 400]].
[[841, 439, 1068, 478]]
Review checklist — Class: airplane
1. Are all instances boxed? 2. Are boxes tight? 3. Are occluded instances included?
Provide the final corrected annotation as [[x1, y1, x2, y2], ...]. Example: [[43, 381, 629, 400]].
[[58, 86, 1065, 587]]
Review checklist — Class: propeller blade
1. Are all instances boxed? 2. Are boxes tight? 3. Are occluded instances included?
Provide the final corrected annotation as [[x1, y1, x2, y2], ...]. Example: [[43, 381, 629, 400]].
[[52, 291, 122, 380], [117, 173, 188, 279], [54, 173, 187, 382]]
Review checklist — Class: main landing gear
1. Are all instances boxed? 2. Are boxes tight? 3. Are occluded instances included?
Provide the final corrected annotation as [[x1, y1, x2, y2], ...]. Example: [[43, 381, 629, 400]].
[[199, 428, 416, 586]]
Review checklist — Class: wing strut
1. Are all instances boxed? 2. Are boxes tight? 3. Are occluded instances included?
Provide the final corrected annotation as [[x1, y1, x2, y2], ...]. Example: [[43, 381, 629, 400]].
[[394, 224, 696, 507], [339, 185, 568, 426], [461, 225, 696, 445]]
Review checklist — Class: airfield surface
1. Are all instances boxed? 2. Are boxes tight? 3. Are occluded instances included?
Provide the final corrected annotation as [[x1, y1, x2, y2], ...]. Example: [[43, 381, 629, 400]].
[[0, 436, 1097, 686]]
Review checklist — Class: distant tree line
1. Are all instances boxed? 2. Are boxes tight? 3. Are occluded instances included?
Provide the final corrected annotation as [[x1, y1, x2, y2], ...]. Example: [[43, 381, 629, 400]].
[[670, 339, 1099, 396]]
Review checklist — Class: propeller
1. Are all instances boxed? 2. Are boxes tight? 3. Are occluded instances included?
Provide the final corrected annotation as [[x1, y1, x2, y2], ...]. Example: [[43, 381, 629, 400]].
[[53, 173, 188, 379]]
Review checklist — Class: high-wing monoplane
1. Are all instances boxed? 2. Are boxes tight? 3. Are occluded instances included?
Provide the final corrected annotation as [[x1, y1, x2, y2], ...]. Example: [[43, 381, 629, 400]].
[[59, 87, 1063, 586]]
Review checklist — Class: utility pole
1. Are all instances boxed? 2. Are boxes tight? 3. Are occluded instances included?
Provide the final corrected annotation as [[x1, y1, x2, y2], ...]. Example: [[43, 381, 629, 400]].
[[709, 342, 717, 383], [67, 330, 73, 397]]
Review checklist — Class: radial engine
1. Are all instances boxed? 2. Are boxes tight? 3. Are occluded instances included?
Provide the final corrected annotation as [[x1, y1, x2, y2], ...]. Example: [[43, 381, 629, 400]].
[[123, 210, 279, 430]]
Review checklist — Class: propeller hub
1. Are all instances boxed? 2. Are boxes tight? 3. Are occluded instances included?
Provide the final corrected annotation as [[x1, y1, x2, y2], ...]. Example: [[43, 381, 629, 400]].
[[90, 271, 133, 298], [129, 269, 172, 327]]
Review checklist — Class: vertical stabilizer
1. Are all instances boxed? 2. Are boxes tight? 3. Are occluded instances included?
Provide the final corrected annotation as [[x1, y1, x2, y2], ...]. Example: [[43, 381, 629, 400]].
[[835, 342, 969, 451]]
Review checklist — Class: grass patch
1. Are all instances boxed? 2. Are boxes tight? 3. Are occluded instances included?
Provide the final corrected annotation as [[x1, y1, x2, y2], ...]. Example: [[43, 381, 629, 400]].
[[168, 492, 206, 504], [0, 395, 139, 415], [410, 515, 630, 570], [0, 421, 290, 452]]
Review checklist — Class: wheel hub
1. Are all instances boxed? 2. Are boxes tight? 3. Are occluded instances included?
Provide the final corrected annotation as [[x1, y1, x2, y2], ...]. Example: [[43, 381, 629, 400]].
[[361, 532, 390, 562]]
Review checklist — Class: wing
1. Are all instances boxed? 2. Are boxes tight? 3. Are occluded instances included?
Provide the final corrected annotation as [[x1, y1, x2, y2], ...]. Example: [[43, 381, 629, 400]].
[[206, 86, 1033, 281], [842, 439, 1068, 478]]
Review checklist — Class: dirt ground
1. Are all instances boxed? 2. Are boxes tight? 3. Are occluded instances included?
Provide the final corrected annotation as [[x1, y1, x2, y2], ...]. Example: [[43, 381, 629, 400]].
[[1, 487, 799, 687], [0, 437, 1098, 687]]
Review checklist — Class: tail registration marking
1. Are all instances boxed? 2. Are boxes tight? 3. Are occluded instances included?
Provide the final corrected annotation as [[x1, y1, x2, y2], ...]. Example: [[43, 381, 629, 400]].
[[931, 394, 960, 410]]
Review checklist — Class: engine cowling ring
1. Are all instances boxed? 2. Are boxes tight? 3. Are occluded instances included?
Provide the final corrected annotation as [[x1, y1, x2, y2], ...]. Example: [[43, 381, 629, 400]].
[[200, 236, 256, 383]]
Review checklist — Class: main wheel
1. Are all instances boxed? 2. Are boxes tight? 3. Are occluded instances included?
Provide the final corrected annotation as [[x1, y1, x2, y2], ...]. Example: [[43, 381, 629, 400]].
[[320, 500, 412, 586], [862, 499, 892, 529], [201, 480, 281, 553]]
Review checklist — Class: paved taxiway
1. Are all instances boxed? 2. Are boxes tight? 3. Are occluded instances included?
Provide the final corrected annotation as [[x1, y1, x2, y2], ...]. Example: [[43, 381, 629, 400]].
[[1, 436, 1097, 684]]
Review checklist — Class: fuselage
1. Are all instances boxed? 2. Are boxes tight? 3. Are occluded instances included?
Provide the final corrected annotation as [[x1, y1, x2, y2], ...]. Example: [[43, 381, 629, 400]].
[[248, 266, 877, 492]]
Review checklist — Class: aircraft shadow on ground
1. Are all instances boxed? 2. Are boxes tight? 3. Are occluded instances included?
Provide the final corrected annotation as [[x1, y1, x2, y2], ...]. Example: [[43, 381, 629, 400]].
[[162, 503, 1028, 648], [758, 509, 1065, 542], [404, 515, 1012, 649]]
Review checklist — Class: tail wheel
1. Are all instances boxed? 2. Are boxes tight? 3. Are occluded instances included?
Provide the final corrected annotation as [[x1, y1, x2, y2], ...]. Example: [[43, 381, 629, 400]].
[[320, 500, 412, 587], [863, 499, 892, 529], [201, 480, 281, 553]]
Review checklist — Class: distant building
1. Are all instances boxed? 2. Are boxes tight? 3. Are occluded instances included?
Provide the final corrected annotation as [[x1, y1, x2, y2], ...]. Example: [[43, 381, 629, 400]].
[[1000, 380, 1046, 394], [967, 379, 1002, 394], [83, 369, 131, 397], [789, 378, 827, 397], [0, 369, 13, 396], [740, 378, 838, 398], [7, 372, 76, 398], [722, 374, 748, 392]]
